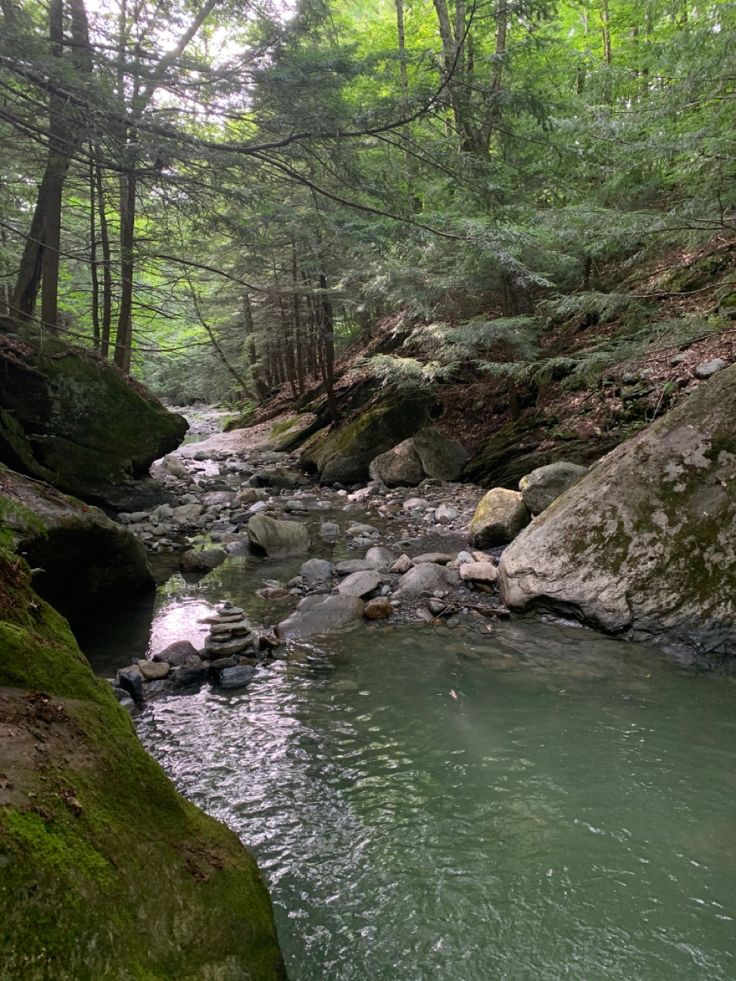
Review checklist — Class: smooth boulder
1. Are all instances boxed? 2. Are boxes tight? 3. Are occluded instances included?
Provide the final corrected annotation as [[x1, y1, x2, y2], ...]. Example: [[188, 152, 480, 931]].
[[469, 488, 530, 547], [368, 438, 425, 487], [412, 427, 468, 481], [518, 461, 588, 515], [499, 364, 736, 657], [247, 513, 310, 557], [277, 594, 365, 639], [394, 563, 459, 598]]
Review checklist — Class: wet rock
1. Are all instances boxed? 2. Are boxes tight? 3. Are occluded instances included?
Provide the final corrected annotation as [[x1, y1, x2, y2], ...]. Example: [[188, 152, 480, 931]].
[[337, 570, 382, 598], [469, 488, 530, 547], [247, 513, 310, 557], [171, 662, 209, 690], [394, 563, 459, 598], [152, 640, 201, 666], [218, 665, 256, 690], [257, 586, 289, 600], [518, 461, 588, 514], [116, 666, 143, 703], [346, 523, 378, 537], [179, 548, 226, 573], [427, 598, 447, 615], [252, 467, 306, 489], [300, 558, 336, 582], [363, 597, 393, 620], [204, 635, 253, 658], [319, 521, 341, 538], [277, 595, 365, 639], [172, 502, 205, 524], [138, 660, 170, 681]]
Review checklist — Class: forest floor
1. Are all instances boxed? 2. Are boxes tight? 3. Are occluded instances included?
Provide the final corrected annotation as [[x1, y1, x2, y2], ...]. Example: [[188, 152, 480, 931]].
[[247, 230, 736, 477]]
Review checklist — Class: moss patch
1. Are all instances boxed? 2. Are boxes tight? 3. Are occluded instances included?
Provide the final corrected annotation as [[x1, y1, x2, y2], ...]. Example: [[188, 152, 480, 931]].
[[0, 552, 285, 980]]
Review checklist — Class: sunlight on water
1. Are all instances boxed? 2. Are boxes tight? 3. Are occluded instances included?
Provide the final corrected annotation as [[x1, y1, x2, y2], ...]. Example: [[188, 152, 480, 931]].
[[135, 619, 736, 981]]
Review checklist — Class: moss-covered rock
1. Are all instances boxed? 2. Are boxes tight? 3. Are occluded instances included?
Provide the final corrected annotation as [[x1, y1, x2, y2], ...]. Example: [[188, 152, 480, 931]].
[[499, 365, 736, 658], [0, 551, 285, 980], [0, 464, 153, 625], [0, 328, 187, 504], [301, 394, 431, 485]]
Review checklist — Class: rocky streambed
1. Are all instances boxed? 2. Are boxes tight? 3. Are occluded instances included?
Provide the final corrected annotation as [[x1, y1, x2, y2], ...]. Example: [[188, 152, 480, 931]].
[[106, 420, 519, 708]]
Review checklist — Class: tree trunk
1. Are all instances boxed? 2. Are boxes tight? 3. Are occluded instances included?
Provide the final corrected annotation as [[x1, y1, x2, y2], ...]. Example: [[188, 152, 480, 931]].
[[319, 272, 340, 422], [89, 152, 100, 350], [94, 147, 113, 358]]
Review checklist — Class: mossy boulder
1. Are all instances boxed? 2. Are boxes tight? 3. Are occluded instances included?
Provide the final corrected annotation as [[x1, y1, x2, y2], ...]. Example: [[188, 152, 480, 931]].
[[301, 394, 431, 485], [499, 365, 736, 658], [0, 552, 285, 980], [469, 488, 530, 547], [0, 464, 153, 625], [0, 328, 187, 504]]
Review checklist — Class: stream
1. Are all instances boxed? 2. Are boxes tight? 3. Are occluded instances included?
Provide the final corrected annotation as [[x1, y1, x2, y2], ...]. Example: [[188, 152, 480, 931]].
[[81, 409, 736, 981]]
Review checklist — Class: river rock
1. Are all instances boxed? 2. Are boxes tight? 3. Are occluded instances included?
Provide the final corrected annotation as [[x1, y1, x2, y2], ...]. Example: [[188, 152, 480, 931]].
[[253, 467, 306, 489], [138, 660, 170, 681], [434, 503, 459, 524], [204, 635, 253, 658], [277, 594, 365, 639], [364, 547, 395, 570], [363, 597, 394, 620], [499, 363, 736, 656], [390, 554, 414, 574], [218, 664, 256, 690], [300, 558, 336, 582], [368, 438, 425, 487], [171, 662, 210, 690], [247, 513, 309, 557], [413, 552, 452, 565], [337, 570, 382, 598], [172, 502, 205, 524], [412, 427, 468, 481], [394, 563, 459, 598], [152, 640, 201, 666], [180, 548, 226, 573], [336, 559, 375, 575], [319, 521, 341, 538], [518, 461, 588, 514], [116, 666, 143, 703], [459, 561, 498, 585], [694, 357, 728, 379], [469, 488, 530, 547]]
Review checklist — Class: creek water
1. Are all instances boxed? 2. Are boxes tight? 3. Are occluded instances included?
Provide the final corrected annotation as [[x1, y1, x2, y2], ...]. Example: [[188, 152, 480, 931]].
[[82, 551, 736, 981]]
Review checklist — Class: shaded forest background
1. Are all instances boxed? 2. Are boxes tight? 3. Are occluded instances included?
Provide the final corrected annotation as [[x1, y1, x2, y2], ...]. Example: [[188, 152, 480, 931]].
[[1, 0, 734, 426]]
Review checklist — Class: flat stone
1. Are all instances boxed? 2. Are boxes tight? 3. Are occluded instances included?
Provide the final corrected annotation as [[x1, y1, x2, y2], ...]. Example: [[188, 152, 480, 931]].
[[413, 552, 453, 565], [204, 635, 252, 657], [459, 561, 499, 585], [336, 559, 375, 575], [336, 570, 382, 598], [139, 660, 170, 681], [300, 558, 336, 582]]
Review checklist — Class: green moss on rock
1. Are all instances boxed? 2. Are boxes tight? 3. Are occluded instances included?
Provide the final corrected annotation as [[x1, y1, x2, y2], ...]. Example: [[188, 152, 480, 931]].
[[0, 330, 187, 503], [0, 552, 286, 980], [302, 394, 431, 484]]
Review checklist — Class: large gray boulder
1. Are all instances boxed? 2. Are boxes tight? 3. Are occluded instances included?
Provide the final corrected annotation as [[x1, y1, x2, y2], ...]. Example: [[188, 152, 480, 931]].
[[413, 427, 468, 481], [469, 488, 530, 547], [247, 513, 310, 557], [499, 365, 736, 657], [519, 461, 588, 514], [368, 438, 424, 487], [0, 327, 186, 504]]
